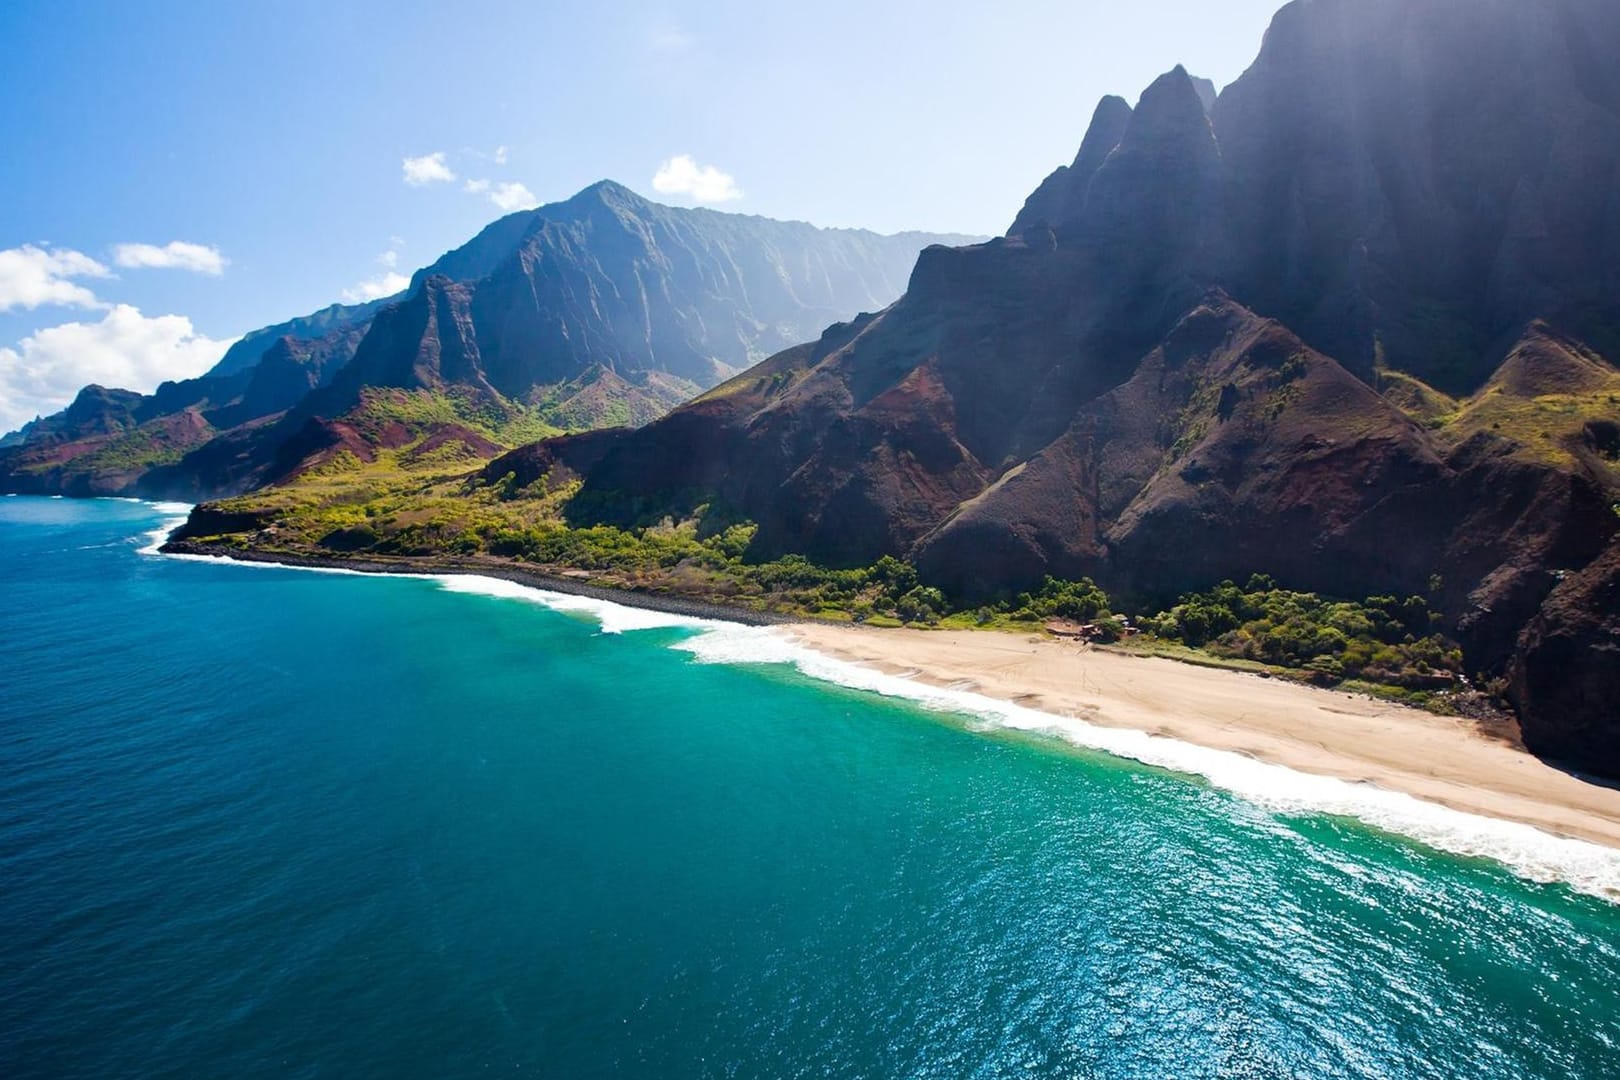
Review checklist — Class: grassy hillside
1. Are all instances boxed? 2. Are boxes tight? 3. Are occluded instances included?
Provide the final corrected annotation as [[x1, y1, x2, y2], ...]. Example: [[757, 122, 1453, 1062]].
[[1381, 329, 1620, 474]]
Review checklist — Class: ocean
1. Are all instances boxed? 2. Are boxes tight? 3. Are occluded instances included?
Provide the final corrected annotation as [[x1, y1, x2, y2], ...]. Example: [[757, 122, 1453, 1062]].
[[2, 495, 1618, 1079]]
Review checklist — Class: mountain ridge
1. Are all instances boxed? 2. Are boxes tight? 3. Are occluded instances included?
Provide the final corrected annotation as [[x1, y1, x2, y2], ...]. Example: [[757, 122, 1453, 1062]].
[[0, 186, 979, 497]]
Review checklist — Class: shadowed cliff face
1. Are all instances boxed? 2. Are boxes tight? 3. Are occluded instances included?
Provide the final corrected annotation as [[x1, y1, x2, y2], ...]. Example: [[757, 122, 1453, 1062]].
[[206, 299, 387, 379], [1511, 537, 1620, 773], [1008, 0, 1620, 397], [1213, 0, 1620, 390], [1007, 95, 1133, 237], [535, 0, 1620, 772]]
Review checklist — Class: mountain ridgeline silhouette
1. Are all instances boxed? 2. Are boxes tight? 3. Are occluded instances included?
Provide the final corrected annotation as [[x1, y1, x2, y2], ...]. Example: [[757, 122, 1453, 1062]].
[[0, 181, 977, 497]]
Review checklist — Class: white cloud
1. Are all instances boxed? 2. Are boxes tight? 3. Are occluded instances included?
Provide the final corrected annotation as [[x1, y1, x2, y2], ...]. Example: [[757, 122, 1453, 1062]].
[[0, 305, 234, 434], [0, 244, 110, 312], [492, 145, 509, 165], [112, 241, 228, 275], [402, 151, 456, 186], [463, 177, 536, 212], [488, 181, 539, 213], [341, 240, 410, 303], [651, 155, 742, 203], [341, 271, 409, 304]]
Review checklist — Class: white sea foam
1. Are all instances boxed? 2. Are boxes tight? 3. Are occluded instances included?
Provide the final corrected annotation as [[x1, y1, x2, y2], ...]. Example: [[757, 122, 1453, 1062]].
[[155, 547, 397, 576], [137, 502, 194, 556], [428, 574, 721, 635], [137, 520, 1620, 901], [671, 623, 1620, 902]]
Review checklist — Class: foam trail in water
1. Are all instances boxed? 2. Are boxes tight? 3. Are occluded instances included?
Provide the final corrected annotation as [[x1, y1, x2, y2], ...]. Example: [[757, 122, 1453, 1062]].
[[672, 623, 1620, 902], [136, 502, 195, 556], [429, 575, 720, 634]]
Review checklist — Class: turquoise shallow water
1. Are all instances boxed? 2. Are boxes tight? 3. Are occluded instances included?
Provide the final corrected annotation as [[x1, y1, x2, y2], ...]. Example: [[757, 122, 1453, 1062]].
[[3, 496, 1619, 1079]]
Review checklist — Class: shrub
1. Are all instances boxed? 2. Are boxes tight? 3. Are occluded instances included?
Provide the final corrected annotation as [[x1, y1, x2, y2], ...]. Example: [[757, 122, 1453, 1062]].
[[1146, 579, 1462, 686]]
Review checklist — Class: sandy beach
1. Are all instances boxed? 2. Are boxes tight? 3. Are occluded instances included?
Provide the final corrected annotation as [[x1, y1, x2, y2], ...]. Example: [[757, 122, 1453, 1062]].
[[787, 623, 1620, 851]]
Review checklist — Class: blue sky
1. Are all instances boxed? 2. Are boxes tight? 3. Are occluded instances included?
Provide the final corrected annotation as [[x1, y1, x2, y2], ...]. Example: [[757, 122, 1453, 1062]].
[[0, 0, 1282, 432]]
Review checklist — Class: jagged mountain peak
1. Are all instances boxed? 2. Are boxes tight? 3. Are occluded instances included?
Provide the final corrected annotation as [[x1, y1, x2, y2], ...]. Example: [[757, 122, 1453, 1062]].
[[1127, 65, 1219, 143], [1006, 66, 1224, 242], [206, 295, 389, 378], [1008, 95, 1135, 235], [566, 178, 650, 209]]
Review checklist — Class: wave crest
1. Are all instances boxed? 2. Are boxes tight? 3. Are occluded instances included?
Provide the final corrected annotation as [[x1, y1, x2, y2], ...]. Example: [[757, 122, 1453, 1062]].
[[673, 623, 1620, 902]]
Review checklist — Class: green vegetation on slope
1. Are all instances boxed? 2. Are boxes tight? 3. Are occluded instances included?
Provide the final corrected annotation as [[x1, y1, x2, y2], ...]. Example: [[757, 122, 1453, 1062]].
[[1377, 339, 1620, 473], [530, 367, 700, 431], [18, 415, 214, 480], [1439, 385, 1620, 470], [349, 387, 559, 447], [207, 388, 560, 522]]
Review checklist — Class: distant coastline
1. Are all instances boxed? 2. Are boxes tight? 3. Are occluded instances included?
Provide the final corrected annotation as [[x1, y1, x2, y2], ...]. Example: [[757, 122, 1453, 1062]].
[[160, 538, 795, 627]]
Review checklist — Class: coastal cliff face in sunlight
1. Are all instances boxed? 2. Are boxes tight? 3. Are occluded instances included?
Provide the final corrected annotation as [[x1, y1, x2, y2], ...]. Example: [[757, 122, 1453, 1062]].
[[0, 183, 976, 500], [497, 0, 1620, 772]]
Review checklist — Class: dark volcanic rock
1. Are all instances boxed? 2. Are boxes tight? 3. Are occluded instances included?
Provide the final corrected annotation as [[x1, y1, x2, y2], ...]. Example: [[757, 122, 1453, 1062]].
[[1510, 539, 1620, 773], [482, 428, 632, 490], [322, 277, 495, 405], [207, 298, 388, 378], [1212, 0, 1620, 390], [922, 297, 1450, 604], [170, 504, 277, 540], [17, 385, 144, 445], [1008, 95, 1132, 235], [208, 328, 367, 427]]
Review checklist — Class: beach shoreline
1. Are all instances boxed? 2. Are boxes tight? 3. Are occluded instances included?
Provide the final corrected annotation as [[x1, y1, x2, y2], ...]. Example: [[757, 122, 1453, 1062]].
[[159, 538, 795, 626], [784, 621, 1620, 852]]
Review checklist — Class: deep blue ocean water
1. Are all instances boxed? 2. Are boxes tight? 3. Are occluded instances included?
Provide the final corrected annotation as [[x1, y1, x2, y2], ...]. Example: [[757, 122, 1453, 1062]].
[[3, 496, 1619, 1079]]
